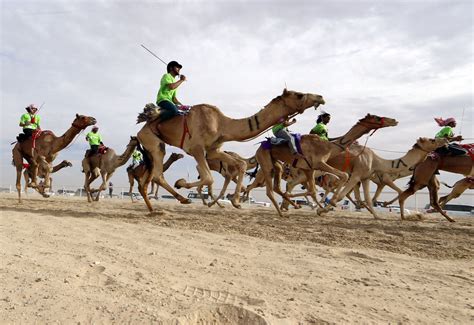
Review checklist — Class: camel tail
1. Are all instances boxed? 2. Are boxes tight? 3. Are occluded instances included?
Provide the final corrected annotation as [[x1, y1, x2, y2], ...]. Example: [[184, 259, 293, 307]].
[[440, 181, 454, 188], [246, 163, 259, 179]]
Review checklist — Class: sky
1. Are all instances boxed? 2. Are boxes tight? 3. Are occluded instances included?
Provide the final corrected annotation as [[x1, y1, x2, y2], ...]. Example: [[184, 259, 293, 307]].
[[1, 0, 473, 206]]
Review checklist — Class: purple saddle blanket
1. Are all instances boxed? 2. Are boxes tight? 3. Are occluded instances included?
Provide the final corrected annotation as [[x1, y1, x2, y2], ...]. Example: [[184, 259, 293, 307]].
[[260, 133, 303, 154]]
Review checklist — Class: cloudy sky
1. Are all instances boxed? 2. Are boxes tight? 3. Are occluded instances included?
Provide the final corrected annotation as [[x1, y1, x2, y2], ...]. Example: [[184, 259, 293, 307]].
[[1, 0, 472, 204]]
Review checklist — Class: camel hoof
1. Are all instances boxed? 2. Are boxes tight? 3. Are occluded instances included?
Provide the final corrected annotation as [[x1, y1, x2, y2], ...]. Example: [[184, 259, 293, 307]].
[[231, 202, 241, 209], [28, 182, 38, 189], [174, 178, 186, 189], [42, 194, 50, 198], [294, 204, 302, 210], [180, 198, 192, 204]]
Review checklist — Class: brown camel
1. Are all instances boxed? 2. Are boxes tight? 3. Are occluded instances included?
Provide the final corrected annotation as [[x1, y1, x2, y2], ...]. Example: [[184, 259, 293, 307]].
[[127, 152, 184, 202], [395, 154, 473, 222], [136, 89, 325, 212], [439, 177, 474, 207], [82, 136, 139, 202], [255, 114, 399, 217], [12, 114, 96, 203], [23, 160, 73, 197], [199, 154, 258, 208], [280, 137, 448, 217]]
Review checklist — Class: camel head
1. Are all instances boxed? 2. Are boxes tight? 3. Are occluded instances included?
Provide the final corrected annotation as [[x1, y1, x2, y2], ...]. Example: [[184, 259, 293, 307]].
[[129, 136, 139, 146], [73, 114, 97, 130], [280, 89, 325, 114], [358, 114, 398, 130], [415, 137, 449, 152]]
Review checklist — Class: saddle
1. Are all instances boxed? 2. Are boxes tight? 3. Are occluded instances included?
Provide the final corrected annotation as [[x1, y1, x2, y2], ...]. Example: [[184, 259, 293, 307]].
[[85, 144, 108, 158], [260, 133, 303, 153], [137, 103, 192, 124]]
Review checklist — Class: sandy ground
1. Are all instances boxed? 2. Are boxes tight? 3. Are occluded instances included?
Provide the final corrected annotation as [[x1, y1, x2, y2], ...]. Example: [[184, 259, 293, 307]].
[[1, 193, 473, 324]]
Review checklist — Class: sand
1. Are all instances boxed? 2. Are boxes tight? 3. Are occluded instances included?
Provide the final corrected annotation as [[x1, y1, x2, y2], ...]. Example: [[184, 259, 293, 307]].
[[1, 193, 473, 324]]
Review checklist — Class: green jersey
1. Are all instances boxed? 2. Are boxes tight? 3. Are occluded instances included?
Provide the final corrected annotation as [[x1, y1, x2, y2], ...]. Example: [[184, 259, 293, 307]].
[[132, 150, 142, 163], [20, 113, 40, 130], [86, 131, 102, 146], [156, 73, 177, 104], [435, 126, 454, 139], [272, 123, 286, 135], [311, 123, 329, 140]]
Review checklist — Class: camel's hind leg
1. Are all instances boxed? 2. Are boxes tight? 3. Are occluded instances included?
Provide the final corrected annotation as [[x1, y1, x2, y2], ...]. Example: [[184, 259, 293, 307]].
[[256, 148, 286, 217], [128, 172, 136, 203], [360, 179, 379, 219], [208, 176, 231, 208], [427, 176, 455, 222]]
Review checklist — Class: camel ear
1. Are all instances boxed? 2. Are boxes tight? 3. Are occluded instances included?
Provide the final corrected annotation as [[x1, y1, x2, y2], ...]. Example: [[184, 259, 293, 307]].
[[282, 88, 288, 96], [76, 113, 79, 118]]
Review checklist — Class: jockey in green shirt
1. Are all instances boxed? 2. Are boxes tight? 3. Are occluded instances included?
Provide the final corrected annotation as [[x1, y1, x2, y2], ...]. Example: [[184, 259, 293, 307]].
[[156, 60, 186, 122], [272, 117, 299, 155], [310, 113, 331, 140], [85, 126, 102, 157], [434, 117, 465, 156], [19, 104, 41, 138]]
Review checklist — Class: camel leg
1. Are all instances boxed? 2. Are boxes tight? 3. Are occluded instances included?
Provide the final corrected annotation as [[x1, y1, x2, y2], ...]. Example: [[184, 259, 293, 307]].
[[174, 146, 214, 192], [313, 164, 349, 214], [128, 173, 136, 203], [208, 176, 232, 208], [256, 149, 287, 217], [153, 181, 160, 199], [23, 170, 29, 197], [242, 169, 264, 201], [439, 179, 471, 207], [196, 184, 208, 205], [93, 171, 112, 201], [427, 176, 455, 222], [361, 179, 379, 219], [203, 151, 246, 209]]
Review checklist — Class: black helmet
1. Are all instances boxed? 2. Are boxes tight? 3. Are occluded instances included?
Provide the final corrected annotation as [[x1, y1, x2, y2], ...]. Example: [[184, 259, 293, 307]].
[[167, 60, 182, 73]]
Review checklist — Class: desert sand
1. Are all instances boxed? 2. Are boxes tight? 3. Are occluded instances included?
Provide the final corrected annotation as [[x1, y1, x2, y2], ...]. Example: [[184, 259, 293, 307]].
[[1, 193, 473, 324]]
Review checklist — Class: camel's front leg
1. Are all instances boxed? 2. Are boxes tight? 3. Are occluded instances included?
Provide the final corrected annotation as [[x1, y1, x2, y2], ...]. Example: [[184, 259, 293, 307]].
[[128, 173, 136, 203], [93, 171, 111, 201], [314, 163, 349, 214], [360, 179, 379, 219]]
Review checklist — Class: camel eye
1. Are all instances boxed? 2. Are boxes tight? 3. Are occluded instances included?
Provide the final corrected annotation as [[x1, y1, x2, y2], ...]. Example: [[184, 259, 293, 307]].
[[296, 94, 304, 99]]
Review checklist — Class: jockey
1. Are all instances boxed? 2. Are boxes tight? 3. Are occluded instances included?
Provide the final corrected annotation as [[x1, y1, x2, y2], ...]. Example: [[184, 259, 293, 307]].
[[310, 112, 331, 140], [434, 117, 466, 156], [85, 126, 102, 157], [272, 117, 299, 155], [19, 104, 41, 139], [156, 60, 186, 122], [131, 149, 143, 167]]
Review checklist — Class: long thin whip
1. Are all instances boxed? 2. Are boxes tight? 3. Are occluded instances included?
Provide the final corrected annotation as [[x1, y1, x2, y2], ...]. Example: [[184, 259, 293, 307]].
[[140, 44, 167, 65]]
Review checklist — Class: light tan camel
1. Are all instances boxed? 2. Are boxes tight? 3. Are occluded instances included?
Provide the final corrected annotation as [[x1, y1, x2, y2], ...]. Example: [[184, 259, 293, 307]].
[[255, 114, 399, 217], [199, 154, 258, 208], [394, 154, 473, 222], [23, 160, 73, 197], [12, 114, 96, 203], [136, 89, 325, 212], [439, 177, 474, 207], [127, 152, 184, 202], [82, 136, 139, 202], [280, 137, 448, 217]]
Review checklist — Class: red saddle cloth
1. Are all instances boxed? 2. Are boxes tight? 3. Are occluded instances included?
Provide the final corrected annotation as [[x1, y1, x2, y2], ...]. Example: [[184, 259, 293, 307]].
[[461, 144, 474, 161], [98, 145, 108, 155]]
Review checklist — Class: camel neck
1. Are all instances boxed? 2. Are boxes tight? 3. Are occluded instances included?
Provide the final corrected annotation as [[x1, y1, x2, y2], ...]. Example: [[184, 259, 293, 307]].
[[52, 125, 83, 153], [220, 99, 298, 142], [115, 142, 137, 167]]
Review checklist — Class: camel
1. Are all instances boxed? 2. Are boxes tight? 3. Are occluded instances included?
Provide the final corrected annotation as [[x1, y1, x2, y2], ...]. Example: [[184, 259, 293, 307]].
[[279, 137, 448, 218], [198, 154, 258, 208], [82, 136, 139, 202], [439, 177, 474, 207], [255, 114, 399, 217], [395, 153, 473, 222], [136, 89, 325, 212], [23, 160, 73, 197], [127, 152, 184, 202], [12, 114, 97, 203]]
